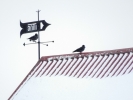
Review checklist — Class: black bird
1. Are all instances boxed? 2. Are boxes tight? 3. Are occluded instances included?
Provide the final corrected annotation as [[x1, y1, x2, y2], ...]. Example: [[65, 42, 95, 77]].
[[28, 34, 38, 42], [73, 45, 85, 53]]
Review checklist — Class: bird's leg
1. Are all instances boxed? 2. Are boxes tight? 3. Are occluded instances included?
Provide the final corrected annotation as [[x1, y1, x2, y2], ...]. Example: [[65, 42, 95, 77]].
[[79, 52, 83, 56], [33, 40, 36, 42]]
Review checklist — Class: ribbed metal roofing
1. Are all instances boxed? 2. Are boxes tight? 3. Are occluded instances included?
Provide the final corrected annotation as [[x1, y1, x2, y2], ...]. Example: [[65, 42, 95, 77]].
[[32, 47, 133, 79], [9, 47, 133, 100]]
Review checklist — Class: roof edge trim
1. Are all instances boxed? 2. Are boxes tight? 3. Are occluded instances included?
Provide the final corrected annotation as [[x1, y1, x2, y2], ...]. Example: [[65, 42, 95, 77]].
[[8, 60, 41, 100], [41, 47, 133, 61]]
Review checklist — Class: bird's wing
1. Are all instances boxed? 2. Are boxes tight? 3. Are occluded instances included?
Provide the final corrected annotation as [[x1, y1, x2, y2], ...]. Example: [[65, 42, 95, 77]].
[[28, 35, 37, 40], [73, 47, 81, 52]]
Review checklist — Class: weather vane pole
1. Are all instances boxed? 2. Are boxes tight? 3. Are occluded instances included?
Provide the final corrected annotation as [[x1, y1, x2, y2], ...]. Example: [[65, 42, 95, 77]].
[[20, 10, 54, 60], [37, 10, 41, 60]]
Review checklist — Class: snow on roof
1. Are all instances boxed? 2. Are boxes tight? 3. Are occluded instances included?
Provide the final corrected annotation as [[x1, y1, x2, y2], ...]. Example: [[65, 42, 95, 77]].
[[8, 47, 133, 100]]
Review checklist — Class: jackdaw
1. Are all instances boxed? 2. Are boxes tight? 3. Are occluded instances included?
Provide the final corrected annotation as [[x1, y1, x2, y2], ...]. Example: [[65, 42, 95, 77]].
[[28, 34, 38, 42], [73, 45, 85, 53]]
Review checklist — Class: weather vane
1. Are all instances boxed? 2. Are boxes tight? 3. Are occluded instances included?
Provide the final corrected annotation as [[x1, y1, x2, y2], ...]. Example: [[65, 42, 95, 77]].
[[20, 10, 54, 60]]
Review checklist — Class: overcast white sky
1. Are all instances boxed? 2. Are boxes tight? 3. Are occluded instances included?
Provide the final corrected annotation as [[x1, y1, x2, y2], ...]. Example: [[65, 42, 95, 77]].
[[0, 0, 133, 99]]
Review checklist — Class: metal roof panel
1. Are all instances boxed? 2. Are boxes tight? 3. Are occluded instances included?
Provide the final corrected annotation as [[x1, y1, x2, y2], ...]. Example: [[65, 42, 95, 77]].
[[8, 47, 133, 100]]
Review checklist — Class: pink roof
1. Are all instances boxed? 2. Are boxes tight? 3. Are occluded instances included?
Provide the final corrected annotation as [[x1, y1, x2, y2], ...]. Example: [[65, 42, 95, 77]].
[[8, 47, 133, 100]]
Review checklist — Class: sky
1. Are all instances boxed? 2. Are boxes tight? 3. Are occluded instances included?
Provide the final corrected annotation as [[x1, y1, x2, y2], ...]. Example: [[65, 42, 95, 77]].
[[0, 0, 133, 99]]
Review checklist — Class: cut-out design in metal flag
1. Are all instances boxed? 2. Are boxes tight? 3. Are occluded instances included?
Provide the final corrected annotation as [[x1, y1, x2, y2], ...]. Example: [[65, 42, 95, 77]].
[[20, 20, 50, 37]]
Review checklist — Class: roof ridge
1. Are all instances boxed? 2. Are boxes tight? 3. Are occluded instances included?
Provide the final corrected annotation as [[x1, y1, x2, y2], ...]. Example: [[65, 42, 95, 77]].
[[41, 47, 133, 61]]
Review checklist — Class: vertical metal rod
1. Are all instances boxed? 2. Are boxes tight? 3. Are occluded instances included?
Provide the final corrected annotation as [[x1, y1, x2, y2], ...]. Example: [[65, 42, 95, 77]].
[[37, 10, 41, 60]]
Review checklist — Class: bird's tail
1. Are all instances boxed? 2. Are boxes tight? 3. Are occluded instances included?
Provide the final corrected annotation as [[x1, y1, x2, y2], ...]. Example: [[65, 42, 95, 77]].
[[73, 51, 75, 53], [27, 38, 31, 41]]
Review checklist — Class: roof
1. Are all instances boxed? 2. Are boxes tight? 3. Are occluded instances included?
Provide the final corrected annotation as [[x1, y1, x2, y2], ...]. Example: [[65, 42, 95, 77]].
[[8, 47, 133, 100]]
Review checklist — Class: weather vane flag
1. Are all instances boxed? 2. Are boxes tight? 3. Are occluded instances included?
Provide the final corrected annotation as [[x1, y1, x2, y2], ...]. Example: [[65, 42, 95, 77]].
[[20, 20, 50, 37], [20, 10, 54, 60]]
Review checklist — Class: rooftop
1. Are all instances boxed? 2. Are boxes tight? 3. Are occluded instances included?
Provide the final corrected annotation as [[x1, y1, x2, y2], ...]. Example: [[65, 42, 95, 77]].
[[9, 47, 133, 100]]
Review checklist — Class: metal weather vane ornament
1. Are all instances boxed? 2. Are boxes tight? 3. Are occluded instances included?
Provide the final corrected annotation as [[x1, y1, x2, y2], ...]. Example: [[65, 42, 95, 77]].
[[20, 10, 54, 60], [28, 33, 38, 42], [20, 20, 50, 37]]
